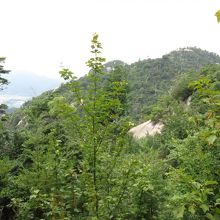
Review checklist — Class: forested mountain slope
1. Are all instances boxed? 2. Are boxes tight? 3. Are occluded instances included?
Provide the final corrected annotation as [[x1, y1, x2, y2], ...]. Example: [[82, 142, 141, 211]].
[[126, 47, 220, 121], [54, 47, 220, 122], [9, 47, 220, 128], [1, 40, 220, 219]]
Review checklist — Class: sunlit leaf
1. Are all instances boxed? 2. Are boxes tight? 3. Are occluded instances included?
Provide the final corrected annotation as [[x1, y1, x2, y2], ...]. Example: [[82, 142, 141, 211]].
[[174, 205, 185, 219], [206, 213, 215, 220], [214, 207, 220, 214], [200, 204, 209, 213], [188, 205, 196, 214], [205, 180, 218, 186], [215, 10, 220, 23], [207, 135, 217, 145]]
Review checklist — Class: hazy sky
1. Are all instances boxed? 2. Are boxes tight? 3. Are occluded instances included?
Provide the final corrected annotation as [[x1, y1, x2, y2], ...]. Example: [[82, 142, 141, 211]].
[[0, 0, 220, 79]]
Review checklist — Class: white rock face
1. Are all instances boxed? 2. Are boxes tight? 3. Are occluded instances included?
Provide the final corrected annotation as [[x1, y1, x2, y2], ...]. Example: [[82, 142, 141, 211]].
[[186, 96, 192, 106], [129, 120, 164, 139], [17, 119, 23, 127], [16, 116, 27, 127]]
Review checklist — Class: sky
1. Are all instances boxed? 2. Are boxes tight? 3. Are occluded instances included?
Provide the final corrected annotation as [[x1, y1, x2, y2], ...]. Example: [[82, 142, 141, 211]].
[[0, 0, 220, 79]]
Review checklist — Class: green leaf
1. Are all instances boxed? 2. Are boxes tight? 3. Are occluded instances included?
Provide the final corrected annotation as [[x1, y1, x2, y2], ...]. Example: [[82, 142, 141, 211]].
[[205, 180, 218, 186], [33, 189, 40, 194], [215, 10, 220, 23], [30, 194, 37, 199], [206, 213, 215, 220], [214, 207, 220, 214], [174, 205, 185, 219], [188, 205, 196, 214], [215, 198, 220, 206], [200, 204, 209, 213], [207, 135, 217, 145]]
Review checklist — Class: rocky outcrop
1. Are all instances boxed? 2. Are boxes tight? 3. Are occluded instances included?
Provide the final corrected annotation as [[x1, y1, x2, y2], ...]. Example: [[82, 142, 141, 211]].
[[129, 120, 164, 139]]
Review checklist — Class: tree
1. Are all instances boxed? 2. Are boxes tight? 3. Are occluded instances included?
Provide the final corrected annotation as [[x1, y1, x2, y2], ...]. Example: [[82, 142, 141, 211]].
[[58, 33, 135, 219], [0, 57, 9, 89], [0, 57, 10, 156], [6, 34, 144, 219]]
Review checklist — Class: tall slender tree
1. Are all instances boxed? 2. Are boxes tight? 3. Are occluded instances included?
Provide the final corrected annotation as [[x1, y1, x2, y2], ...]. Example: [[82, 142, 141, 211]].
[[0, 57, 10, 89]]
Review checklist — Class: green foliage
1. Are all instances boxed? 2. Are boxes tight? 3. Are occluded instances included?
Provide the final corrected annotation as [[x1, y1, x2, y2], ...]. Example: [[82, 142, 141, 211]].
[[215, 10, 220, 23], [54, 47, 220, 123], [2, 34, 160, 219], [1, 34, 220, 219], [157, 65, 220, 219], [0, 57, 12, 158], [56, 33, 136, 219], [171, 71, 198, 101], [127, 48, 220, 121], [0, 57, 10, 88]]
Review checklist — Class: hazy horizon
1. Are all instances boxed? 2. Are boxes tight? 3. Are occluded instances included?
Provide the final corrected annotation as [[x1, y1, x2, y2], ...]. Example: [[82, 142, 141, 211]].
[[1, 0, 220, 79]]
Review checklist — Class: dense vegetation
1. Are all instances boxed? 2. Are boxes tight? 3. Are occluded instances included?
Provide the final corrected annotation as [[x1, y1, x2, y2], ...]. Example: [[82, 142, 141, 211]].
[[36, 47, 220, 123], [126, 47, 220, 121], [0, 35, 220, 219]]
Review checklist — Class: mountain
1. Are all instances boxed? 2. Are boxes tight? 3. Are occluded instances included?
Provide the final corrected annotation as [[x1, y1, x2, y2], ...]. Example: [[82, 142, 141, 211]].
[[126, 47, 220, 121], [0, 71, 62, 107], [7, 47, 220, 121], [56, 47, 220, 122]]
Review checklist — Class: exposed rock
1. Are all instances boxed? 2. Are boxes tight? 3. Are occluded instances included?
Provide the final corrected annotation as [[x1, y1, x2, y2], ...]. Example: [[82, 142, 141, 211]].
[[17, 119, 23, 127], [129, 120, 164, 139], [16, 116, 27, 127], [186, 96, 192, 106]]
